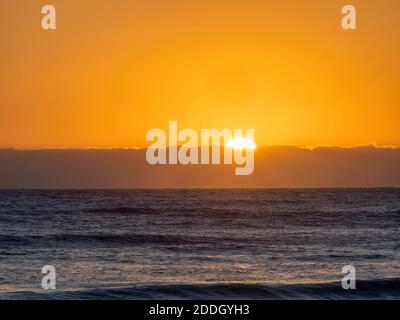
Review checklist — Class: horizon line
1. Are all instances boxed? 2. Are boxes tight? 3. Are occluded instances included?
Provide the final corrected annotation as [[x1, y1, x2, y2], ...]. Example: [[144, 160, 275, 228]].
[[1, 186, 400, 191], [1, 143, 400, 151]]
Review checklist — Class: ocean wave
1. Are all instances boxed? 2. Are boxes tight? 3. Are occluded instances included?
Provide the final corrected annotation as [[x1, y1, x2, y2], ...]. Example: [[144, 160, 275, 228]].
[[0, 233, 252, 247], [85, 206, 254, 217], [86, 207, 162, 215], [2, 279, 400, 300], [83, 206, 400, 216]]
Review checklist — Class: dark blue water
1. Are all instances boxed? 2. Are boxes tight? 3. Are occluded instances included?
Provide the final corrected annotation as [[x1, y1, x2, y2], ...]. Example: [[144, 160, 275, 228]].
[[1, 189, 400, 299]]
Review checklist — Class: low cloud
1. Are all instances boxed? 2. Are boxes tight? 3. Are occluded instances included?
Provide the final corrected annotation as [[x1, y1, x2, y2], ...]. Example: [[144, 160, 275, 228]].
[[1, 145, 399, 188]]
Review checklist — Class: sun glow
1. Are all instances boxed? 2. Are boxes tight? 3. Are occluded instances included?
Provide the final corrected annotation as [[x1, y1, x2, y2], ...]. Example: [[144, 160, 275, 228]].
[[226, 137, 256, 150]]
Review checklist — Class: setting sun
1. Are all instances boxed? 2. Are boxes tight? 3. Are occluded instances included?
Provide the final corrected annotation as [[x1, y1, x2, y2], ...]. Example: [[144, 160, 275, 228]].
[[226, 137, 256, 150]]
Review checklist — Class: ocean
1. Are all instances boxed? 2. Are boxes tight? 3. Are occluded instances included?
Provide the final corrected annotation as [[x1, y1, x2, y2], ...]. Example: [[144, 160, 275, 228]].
[[0, 189, 399, 299]]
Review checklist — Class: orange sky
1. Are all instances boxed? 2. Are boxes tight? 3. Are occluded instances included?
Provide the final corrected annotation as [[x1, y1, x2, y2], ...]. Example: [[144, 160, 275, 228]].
[[0, 0, 399, 149]]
